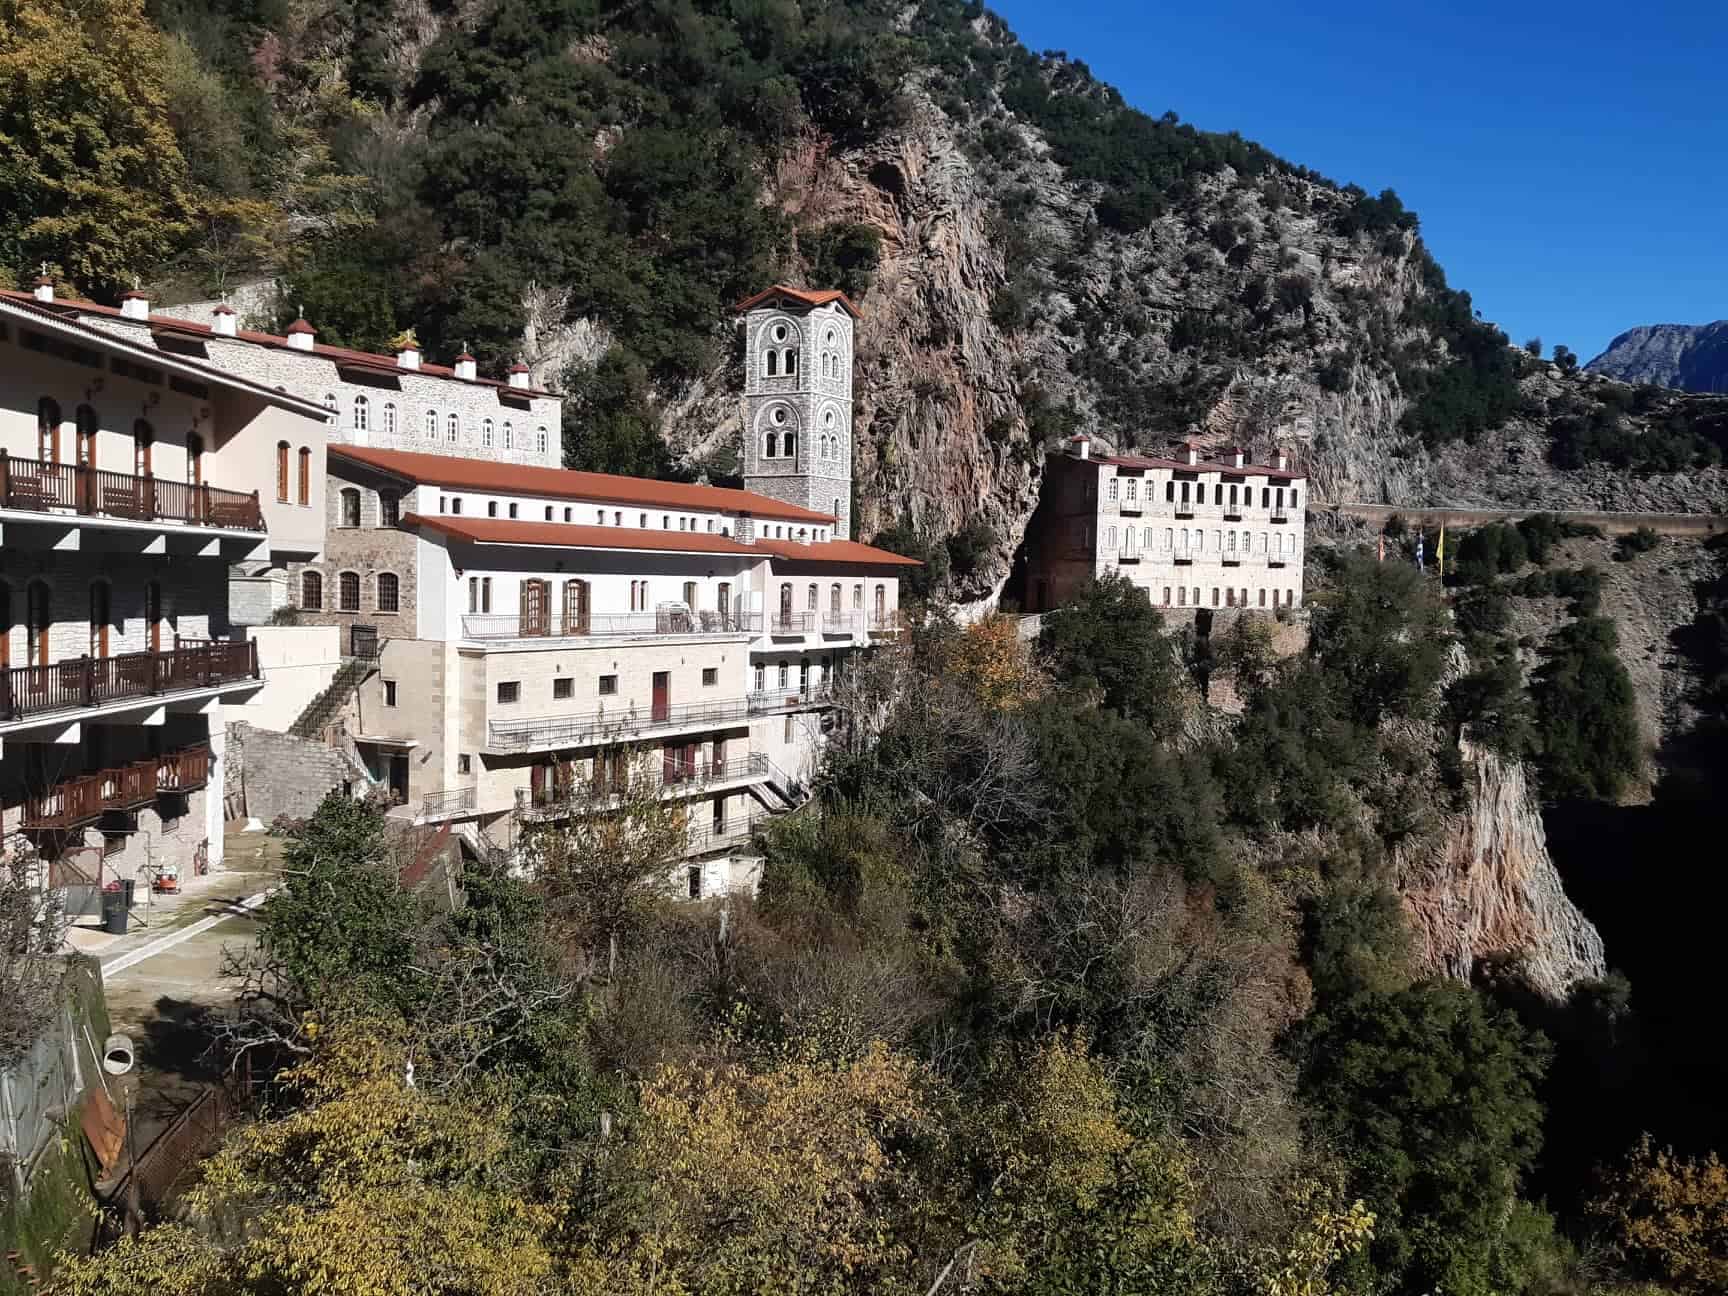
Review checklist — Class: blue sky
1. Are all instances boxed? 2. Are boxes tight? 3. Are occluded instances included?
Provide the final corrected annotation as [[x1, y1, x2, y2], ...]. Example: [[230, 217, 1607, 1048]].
[[987, 0, 1726, 362]]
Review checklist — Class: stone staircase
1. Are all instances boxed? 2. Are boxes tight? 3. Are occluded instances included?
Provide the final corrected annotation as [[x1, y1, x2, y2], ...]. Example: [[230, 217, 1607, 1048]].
[[288, 652, 380, 740]]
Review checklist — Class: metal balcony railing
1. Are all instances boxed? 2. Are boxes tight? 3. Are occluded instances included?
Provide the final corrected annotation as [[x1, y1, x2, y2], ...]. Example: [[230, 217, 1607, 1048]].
[[768, 612, 817, 635], [0, 641, 258, 722], [867, 610, 907, 636], [488, 697, 751, 752], [684, 809, 772, 856], [461, 610, 759, 641], [747, 684, 833, 714], [515, 753, 769, 819], [0, 456, 264, 530], [419, 786, 479, 819], [1271, 507, 1291, 523]]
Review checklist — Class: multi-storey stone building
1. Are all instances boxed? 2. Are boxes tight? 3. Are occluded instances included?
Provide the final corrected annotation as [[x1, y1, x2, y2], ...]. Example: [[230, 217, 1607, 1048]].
[[1024, 435, 1307, 612], [0, 288, 327, 897]]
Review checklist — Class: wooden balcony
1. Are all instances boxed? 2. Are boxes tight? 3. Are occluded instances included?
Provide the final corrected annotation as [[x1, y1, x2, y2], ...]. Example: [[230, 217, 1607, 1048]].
[[20, 773, 104, 829], [0, 642, 257, 723], [157, 745, 211, 793], [18, 744, 206, 830], [0, 456, 263, 530], [100, 760, 158, 810]]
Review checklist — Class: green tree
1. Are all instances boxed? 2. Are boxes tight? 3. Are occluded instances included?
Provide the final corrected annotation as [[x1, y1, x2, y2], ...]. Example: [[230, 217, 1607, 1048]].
[[1553, 345, 1579, 374], [562, 349, 676, 478], [1307, 555, 1448, 726], [1036, 573, 1183, 733], [1531, 616, 1643, 801], [1298, 983, 1551, 1296]]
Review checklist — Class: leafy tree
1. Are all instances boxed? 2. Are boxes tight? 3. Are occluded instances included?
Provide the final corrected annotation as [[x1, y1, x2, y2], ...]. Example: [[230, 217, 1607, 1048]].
[[1615, 526, 1661, 561], [1036, 573, 1183, 733], [1531, 616, 1642, 801], [1306, 555, 1447, 726], [1301, 883, 1414, 1001], [1298, 983, 1551, 1296], [562, 349, 677, 478], [1553, 345, 1579, 374], [1524, 337, 1543, 358], [873, 517, 950, 600], [945, 517, 997, 581], [0, 0, 195, 294], [940, 613, 1045, 711], [1588, 1134, 1728, 1293]]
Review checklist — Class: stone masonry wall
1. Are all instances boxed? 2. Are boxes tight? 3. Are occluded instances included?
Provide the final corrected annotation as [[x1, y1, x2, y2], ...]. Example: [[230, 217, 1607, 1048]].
[[226, 720, 360, 823]]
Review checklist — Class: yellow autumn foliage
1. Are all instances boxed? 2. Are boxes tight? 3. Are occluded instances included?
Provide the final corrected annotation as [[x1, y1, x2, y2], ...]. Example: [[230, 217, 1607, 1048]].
[[944, 614, 1046, 711], [1590, 1134, 1728, 1293]]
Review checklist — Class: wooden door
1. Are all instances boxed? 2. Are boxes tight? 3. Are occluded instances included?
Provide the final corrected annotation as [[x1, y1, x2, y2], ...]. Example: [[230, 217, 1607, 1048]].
[[145, 582, 162, 654], [662, 743, 680, 786], [651, 670, 670, 722], [778, 584, 791, 626], [521, 579, 548, 636], [682, 743, 697, 779], [186, 434, 203, 486], [89, 583, 109, 659], [563, 579, 589, 634], [530, 761, 550, 804]]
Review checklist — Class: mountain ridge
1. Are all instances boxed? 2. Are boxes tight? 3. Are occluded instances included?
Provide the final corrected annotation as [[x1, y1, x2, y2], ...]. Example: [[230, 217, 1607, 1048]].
[[1586, 320, 1728, 393]]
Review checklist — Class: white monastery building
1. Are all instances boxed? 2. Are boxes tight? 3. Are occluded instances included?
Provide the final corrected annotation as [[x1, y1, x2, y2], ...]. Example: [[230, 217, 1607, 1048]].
[[1024, 434, 1307, 613], [0, 285, 328, 898]]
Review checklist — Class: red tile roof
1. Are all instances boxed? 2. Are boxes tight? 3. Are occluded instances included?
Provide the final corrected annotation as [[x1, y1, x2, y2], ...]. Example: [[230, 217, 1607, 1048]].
[[332, 445, 838, 524], [1098, 453, 1304, 479], [0, 291, 553, 396], [403, 513, 760, 556], [753, 538, 923, 567], [733, 285, 863, 320]]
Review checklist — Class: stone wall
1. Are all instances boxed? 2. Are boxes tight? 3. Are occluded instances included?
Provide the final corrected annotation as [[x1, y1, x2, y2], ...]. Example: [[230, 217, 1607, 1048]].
[[225, 721, 361, 824]]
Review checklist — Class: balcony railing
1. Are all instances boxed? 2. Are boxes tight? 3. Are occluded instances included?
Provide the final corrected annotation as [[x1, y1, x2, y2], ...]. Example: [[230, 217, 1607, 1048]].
[[419, 786, 478, 819], [0, 641, 258, 722], [0, 456, 264, 531], [488, 697, 751, 753], [461, 610, 759, 641], [685, 809, 771, 856], [20, 744, 209, 829], [516, 753, 769, 819], [769, 612, 817, 635], [1271, 507, 1291, 524], [1118, 549, 1142, 564], [867, 611, 907, 637], [748, 684, 833, 714]]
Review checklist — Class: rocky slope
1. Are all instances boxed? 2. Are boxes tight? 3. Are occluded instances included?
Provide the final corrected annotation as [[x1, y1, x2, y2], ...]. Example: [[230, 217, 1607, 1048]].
[[1587, 320, 1728, 392]]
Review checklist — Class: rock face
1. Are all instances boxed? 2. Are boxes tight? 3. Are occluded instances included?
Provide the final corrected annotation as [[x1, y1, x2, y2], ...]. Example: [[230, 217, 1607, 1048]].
[[1398, 745, 1606, 999], [1587, 321, 1728, 393]]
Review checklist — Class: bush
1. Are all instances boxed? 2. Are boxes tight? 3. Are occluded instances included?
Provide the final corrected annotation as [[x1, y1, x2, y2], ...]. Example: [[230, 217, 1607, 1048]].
[[1615, 527, 1661, 562], [1036, 573, 1183, 732], [945, 518, 997, 581], [1531, 616, 1642, 801]]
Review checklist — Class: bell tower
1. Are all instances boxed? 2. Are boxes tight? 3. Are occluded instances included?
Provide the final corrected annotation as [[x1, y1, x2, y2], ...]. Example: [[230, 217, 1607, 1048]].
[[737, 285, 859, 540]]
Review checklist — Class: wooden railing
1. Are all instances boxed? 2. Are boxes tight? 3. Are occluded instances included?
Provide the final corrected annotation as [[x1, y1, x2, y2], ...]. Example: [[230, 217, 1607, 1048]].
[[19, 743, 208, 829], [21, 773, 104, 829], [0, 642, 257, 722], [100, 760, 158, 809], [0, 456, 263, 531], [157, 744, 211, 793]]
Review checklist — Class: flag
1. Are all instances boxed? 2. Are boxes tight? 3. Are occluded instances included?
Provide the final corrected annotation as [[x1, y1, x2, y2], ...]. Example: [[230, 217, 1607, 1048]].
[[1415, 530, 1425, 573], [1378, 531, 1385, 563], [1437, 523, 1446, 576]]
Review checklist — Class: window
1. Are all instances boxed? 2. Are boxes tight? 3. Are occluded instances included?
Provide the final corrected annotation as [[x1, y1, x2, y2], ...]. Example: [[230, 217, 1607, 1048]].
[[545, 506, 553, 521], [379, 491, 400, 527], [322, 394, 336, 424], [830, 584, 841, 618], [853, 583, 863, 610], [1215, 484, 1224, 505], [1107, 526, 1117, 548], [630, 580, 648, 612], [301, 570, 323, 610], [338, 571, 360, 611], [683, 580, 697, 607], [383, 680, 397, 707], [37, 397, 61, 463], [1211, 587, 1220, 607], [777, 661, 789, 688], [468, 577, 479, 613], [553, 677, 573, 699], [457, 754, 471, 775], [425, 409, 437, 439], [480, 577, 491, 611], [785, 433, 797, 459], [1108, 479, 1118, 502], [806, 584, 818, 612], [1163, 587, 1171, 606], [784, 714, 794, 743], [687, 865, 703, 900], [340, 488, 361, 528], [1126, 479, 1138, 502], [447, 413, 460, 443], [451, 497, 463, 515], [1262, 488, 1270, 508], [536, 426, 548, 454], [598, 674, 618, 695], [638, 513, 647, 528], [383, 403, 397, 436], [754, 663, 765, 691], [1177, 586, 1186, 606], [488, 501, 498, 518], [502, 422, 513, 450], [765, 432, 778, 459], [376, 572, 399, 613], [497, 681, 520, 704], [1292, 489, 1300, 509], [765, 350, 778, 377], [702, 667, 718, 686], [298, 447, 311, 505], [353, 394, 369, 431], [662, 514, 670, 529], [276, 441, 290, 501], [1259, 589, 1267, 607], [508, 503, 519, 519], [482, 418, 494, 448]]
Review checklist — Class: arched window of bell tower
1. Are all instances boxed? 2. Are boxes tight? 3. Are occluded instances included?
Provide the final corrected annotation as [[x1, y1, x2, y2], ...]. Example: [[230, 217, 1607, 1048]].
[[764, 350, 778, 377], [765, 432, 778, 458], [785, 350, 798, 376], [784, 432, 797, 459]]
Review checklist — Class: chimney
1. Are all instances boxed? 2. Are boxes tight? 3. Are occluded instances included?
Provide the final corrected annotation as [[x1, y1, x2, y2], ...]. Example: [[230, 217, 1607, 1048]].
[[211, 303, 238, 338], [454, 347, 477, 382], [285, 310, 316, 352], [1178, 441, 1198, 466], [1067, 433, 1091, 461], [507, 362, 531, 391], [1274, 448, 1289, 471], [1230, 447, 1245, 468], [397, 339, 422, 371], [119, 289, 150, 322], [32, 275, 53, 304]]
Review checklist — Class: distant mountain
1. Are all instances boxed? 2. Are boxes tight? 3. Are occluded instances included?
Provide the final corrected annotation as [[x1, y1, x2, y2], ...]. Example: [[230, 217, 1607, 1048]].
[[1586, 321, 1728, 392]]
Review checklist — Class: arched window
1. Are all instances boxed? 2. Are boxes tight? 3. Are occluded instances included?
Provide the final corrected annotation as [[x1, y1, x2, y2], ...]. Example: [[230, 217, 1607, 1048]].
[[853, 583, 863, 610], [298, 447, 311, 505], [874, 585, 886, 619], [301, 570, 323, 610], [352, 394, 369, 432], [829, 584, 841, 618], [376, 572, 399, 613], [277, 442, 290, 501], [784, 433, 797, 459], [323, 394, 337, 425], [482, 419, 494, 448], [378, 490, 400, 527], [446, 413, 460, 443], [75, 405, 97, 471], [382, 403, 397, 436], [424, 409, 437, 439], [784, 349, 797, 376], [503, 422, 513, 450], [340, 487, 361, 528], [186, 433, 203, 486], [88, 580, 110, 658], [132, 420, 153, 476], [36, 397, 60, 464], [26, 580, 50, 668], [778, 584, 792, 626], [765, 350, 778, 377], [764, 432, 778, 459], [536, 426, 548, 454], [338, 571, 360, 612], [806, 583, 818, 612]]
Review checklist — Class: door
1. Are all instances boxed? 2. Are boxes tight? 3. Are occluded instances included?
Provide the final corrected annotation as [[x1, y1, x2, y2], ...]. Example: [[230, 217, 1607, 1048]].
[[0, 582, 9, 671], [186, 434, 203, 487], [778, 584, 792, 628], [530, 761, 551, 805], [563, 579, 589, 635], [76, 406, 97, 472], [712, 736, 726, 778], [88, 583, 109, 659], [682, 743, 698, 780], [388, 753, 410, 804], [662, 743, 680, 786], [520, 579, 549, 636], [717, 582, 731, 627], [651, 670, 670, 722], [145, 581, 162, 654]]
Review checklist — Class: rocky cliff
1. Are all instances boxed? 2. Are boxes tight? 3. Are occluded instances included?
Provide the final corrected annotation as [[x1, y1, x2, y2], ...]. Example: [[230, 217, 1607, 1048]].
[[1587, 320, 1728, 392], [1398, 744, 1605, 998]]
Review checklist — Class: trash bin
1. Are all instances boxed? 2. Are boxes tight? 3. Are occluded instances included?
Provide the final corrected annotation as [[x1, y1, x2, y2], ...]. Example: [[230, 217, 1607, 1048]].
[[101, 887, 129, 935]]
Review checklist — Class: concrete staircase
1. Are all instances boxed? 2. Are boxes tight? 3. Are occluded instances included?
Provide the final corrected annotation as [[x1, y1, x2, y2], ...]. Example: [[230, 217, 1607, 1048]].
[[288, 653, 378, 739], [753, 758, 808, 814]]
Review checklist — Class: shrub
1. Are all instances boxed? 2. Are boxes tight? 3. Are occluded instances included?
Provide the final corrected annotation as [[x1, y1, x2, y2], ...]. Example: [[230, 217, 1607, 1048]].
[[1588, 1135, 1728, 1293], [1615, 527, 1661, 561], [1531, 616, 1642, 801]]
